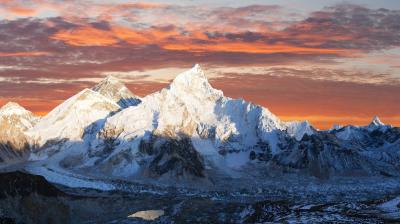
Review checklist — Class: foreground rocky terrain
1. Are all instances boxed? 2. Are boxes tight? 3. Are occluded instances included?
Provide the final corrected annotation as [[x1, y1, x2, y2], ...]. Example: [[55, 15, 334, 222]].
[[0, 171, 400, 223]]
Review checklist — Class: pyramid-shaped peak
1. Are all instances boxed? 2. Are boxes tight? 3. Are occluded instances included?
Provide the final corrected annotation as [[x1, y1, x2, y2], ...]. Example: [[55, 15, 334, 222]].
[[101, 75, 121, 83], [169, 64, 223, 98], [369, 115, 384, 126], [174, 64, 206, 82], [93, 75, 128, 91], [1, 102, 24, 109], [91, 75, 141, 108], [0, 102, 30, 115], [171, 64, 211, 88]]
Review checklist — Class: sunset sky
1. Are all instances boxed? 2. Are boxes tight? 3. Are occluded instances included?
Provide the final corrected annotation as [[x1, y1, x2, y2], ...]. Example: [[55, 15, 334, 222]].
[[0, 0, 399, 129]]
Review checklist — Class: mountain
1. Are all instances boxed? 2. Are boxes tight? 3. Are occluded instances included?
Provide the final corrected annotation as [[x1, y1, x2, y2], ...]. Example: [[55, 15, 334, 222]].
[[91, 75, 141, 108], [0, 102, 39, 164], [0, 64, 399, 188], [27, 89, 120, 151], [43, 65, 324, 180]]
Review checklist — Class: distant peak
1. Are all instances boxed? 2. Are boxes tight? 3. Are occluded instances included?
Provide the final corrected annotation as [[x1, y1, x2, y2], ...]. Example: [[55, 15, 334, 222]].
[[105, 75, 119, 81], [98, 75, 122, 85], [92, 75, 125, 91], [369, 116, 384, 126], [0, 102, 30, 115], [91, 75, 141, 108], [2, 102, 23, 109]]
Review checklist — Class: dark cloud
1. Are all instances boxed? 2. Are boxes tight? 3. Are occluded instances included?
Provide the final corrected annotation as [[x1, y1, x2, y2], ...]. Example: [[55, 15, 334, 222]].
[[283, 4, 400, 51]]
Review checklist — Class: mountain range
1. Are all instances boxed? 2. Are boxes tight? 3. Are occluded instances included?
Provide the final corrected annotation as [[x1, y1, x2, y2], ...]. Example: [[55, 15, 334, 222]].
[[0, 64, 399, 188]]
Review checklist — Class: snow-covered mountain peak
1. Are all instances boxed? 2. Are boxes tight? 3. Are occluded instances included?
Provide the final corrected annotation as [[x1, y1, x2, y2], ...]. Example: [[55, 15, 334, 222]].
[[369, 116, 384, 127], [102, 75, 119, 83], [92, 75, 141, 108], [168, 64, 223, 99], [0, 102, 31, 116], [284, 120, 315, 140], [0, 102, 39, 133], [28, 88, 120, 145], [40, 88, 120, 122]]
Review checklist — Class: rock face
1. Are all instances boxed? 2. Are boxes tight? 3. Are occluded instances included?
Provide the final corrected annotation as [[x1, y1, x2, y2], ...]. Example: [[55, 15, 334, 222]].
[[139, 134, 206, 178], [0, 103, 39, 164]]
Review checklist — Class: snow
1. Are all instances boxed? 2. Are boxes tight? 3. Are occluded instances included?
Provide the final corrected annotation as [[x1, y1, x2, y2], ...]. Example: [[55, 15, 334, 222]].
[[369, 116, 384, 127], [97, 64, 294, 172], [20, 64, 320, 179], [284, 120, 315, 141], [0, 102, 39, 130], [4, 64, 399, 190], [0, 102, 32, 116], [336, 126, 356, 141], [25, 163, 115, 191], [27, 88, 120, 146], [92, 75, 141, 108]]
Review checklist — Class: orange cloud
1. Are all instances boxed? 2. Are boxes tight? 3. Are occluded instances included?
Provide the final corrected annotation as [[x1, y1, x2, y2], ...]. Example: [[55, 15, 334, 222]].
[[8, 7, 37, 16], [50, 24, 358, 57], [162, 42, 356, 55], [51, 27, 120, 46], [0, 51, 50, 57], [111, 2, 163, 10], [51, 25, 181, 47]]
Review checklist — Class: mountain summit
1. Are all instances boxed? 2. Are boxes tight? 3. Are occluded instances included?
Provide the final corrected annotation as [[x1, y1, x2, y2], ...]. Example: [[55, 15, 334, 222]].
[[369, 115, 384, 127], [92, 75, 141, 108], [0, 102, 39, 164], [0, 102, 33, 117], [28, 89, 120, 146], [168, 64, 223, 99]]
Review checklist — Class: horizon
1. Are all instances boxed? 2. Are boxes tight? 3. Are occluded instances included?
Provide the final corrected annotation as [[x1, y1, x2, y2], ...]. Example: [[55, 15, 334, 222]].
[[1, 0, 399, 129]]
